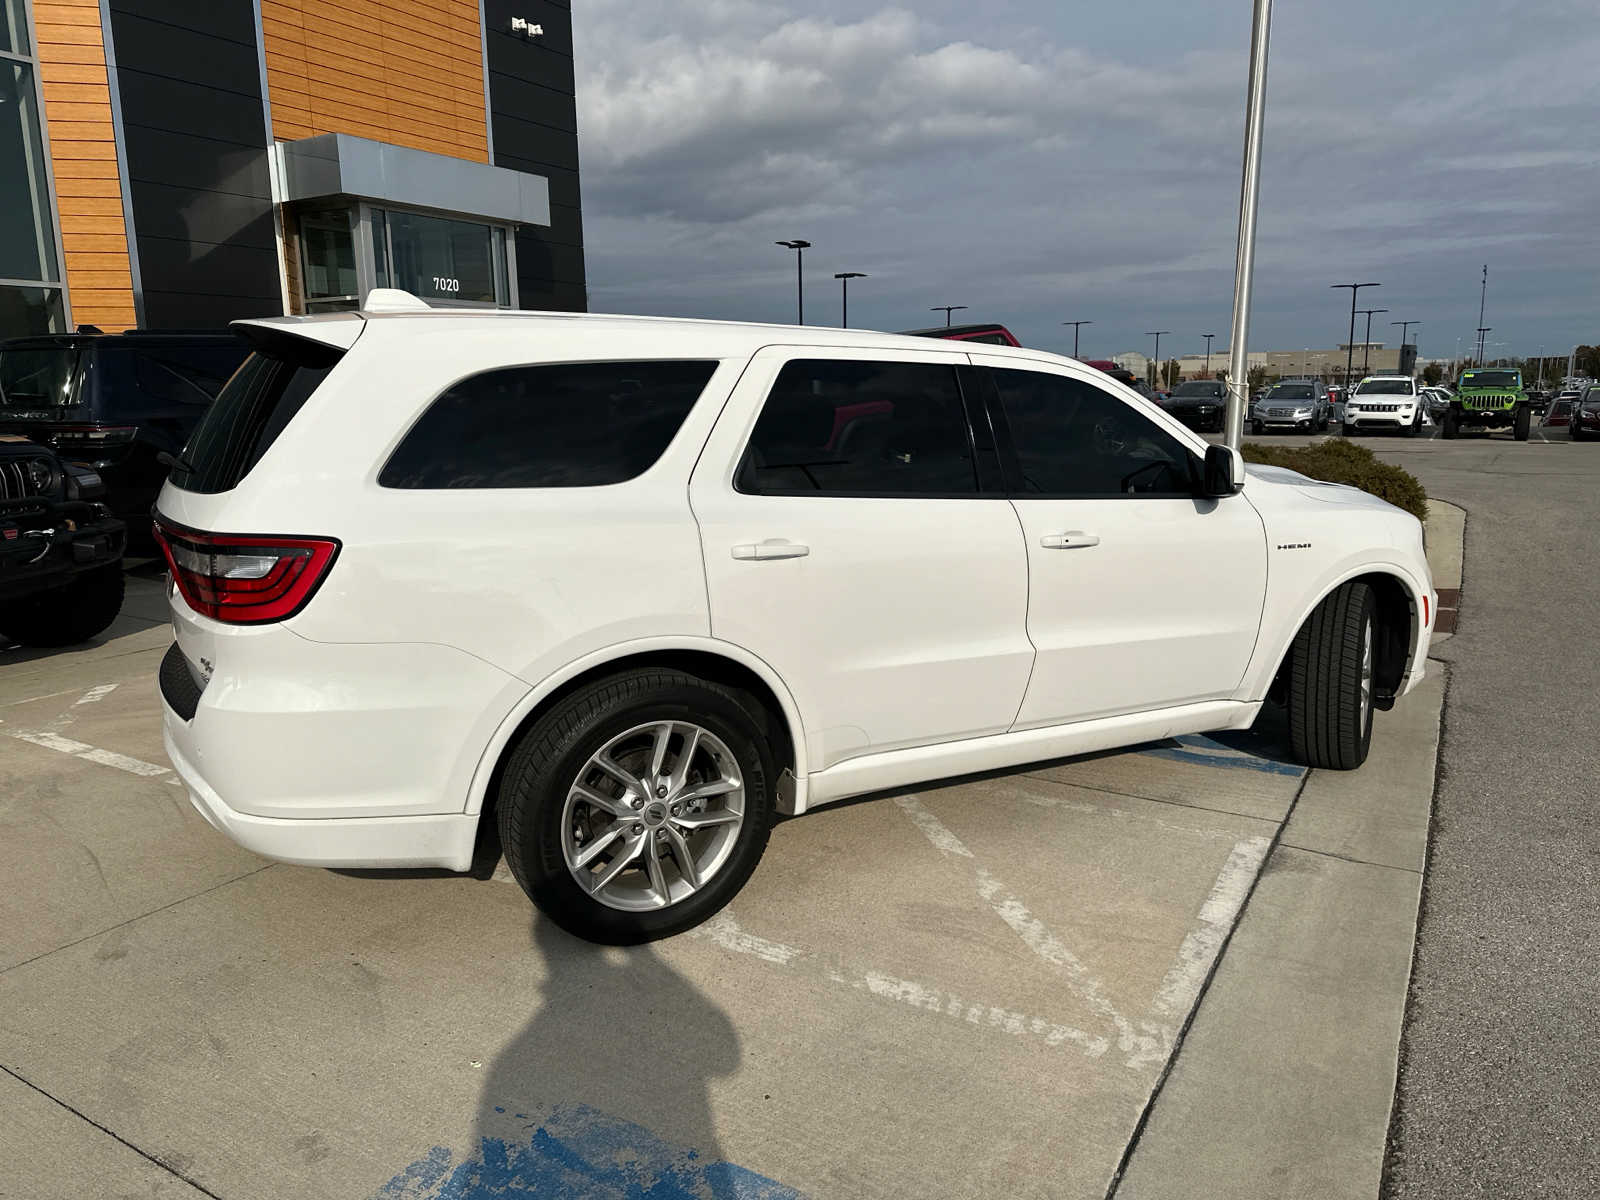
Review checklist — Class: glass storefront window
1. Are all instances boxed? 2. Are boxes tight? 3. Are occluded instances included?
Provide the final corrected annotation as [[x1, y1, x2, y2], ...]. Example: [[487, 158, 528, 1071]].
[[1, 59, 60, 287], [0, 284, 66, 339], [1, 0, 28, 55], [370, 209, 389, 289], [299, 209, 359, 312], [383, 209, 497, 305]]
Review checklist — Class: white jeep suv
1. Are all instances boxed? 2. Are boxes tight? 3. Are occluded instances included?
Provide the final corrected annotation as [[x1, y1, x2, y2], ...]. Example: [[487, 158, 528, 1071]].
[[156, 293, 1435, 943], [1343, 376, 1426, 436]]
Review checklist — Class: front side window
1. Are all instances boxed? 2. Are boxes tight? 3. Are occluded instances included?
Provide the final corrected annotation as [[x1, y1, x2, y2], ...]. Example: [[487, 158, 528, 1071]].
[[380, 360, 717, 489], [992, 368, 1195, 497], [736, 359, 978, 497]]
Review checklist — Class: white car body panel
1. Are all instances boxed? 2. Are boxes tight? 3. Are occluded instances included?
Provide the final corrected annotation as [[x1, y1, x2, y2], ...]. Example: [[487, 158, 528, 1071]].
[[156, 308, 1435, 868], [1345, 376, 1422, 430]]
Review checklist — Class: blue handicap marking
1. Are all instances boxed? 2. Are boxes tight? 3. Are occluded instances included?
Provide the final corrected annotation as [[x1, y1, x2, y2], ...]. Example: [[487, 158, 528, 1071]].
[[1135, 733, 1307, 778], [377, 1102, 804, 1199]]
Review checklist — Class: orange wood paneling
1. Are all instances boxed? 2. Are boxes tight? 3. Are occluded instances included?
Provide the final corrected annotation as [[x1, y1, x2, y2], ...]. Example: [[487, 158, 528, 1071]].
[[31, 2, 135, 331], [261, 0, 488, 165]]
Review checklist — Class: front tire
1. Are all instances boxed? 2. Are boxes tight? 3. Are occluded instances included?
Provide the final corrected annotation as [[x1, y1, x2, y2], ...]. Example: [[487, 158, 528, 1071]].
[[1513, 405, 1531, 441], [0, 563, 124, 647], [1287, 580, 1377, 770], [1250, 420, 1264, 436], [1441, 406, 1460, 439], [496, 669, 776, 944], [1342, 423, 1358, 437]]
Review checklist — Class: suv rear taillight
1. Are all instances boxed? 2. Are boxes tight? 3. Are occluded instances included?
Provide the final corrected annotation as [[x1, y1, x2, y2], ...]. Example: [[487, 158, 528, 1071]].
[[152, 519, 339, 624]]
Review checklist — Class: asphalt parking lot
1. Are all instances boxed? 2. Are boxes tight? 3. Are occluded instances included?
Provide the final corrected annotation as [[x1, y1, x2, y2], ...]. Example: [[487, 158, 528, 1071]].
[[1, 536, 1449, 1200]]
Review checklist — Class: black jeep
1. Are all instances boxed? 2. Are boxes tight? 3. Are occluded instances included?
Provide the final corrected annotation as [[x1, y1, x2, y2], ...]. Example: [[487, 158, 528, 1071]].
[[0, 435, 126, 647]]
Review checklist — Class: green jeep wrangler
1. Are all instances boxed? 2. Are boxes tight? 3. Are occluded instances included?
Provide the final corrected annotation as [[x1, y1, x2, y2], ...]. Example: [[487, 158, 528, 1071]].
[[1443, 367, 1531, 440]]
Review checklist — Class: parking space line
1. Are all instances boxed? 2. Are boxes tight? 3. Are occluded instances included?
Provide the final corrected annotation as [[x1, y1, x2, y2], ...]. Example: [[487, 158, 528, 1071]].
[[692, 911, 1110, 1057], [73, 684, 119, 706], [5, 729, 172, 779], [1144, 736, 1306, 777], [893, 794, 1158, 1065], [1149, 837, 1272, 1023]]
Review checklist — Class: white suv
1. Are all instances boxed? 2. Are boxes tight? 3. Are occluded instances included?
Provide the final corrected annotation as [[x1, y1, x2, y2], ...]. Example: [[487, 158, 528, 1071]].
[[156, 293, 1435, 943], [1343, 376, 1426, 436]]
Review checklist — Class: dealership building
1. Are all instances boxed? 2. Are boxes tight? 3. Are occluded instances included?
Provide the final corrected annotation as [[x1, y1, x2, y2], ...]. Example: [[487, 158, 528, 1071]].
[[2, 0, 585, 339]]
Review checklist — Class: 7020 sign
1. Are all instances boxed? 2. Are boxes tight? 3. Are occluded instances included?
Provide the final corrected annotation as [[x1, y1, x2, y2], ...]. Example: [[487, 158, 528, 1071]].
[[431, 277, 461, 293]]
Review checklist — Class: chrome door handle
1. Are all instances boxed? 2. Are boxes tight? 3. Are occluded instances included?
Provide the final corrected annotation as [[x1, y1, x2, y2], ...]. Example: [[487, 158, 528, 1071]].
[[732, 539, 811, 561], [1040, 531, 1100, 550]]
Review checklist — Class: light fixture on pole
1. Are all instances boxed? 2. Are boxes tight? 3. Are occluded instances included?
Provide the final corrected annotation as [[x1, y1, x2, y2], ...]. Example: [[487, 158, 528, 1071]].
[[1145, 331, 1170, 390], [775, 240, 810, 325], [1331, 282, 1379, 391], [1356, 308, 1388, 374], [833, 272, 866, 327], [931, 305, 967, 327], [1062, 320, 1092, 357]]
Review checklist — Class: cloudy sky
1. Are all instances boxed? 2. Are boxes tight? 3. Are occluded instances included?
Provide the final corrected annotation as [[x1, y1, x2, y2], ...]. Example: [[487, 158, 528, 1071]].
[[571, 0, 1599, 363]]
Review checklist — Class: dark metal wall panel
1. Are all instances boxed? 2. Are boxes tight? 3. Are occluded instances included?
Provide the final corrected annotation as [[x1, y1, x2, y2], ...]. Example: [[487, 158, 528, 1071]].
[[483, 0, 586, 311], [108, 1, 280, 327]]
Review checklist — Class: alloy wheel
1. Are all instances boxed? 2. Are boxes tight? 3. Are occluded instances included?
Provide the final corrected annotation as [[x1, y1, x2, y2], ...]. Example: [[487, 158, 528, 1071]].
[[561, 721, 745, 912]]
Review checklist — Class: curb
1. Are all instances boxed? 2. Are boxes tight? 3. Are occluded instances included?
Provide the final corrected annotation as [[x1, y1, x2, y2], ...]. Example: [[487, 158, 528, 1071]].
[[1423, 501, 1465, 639]]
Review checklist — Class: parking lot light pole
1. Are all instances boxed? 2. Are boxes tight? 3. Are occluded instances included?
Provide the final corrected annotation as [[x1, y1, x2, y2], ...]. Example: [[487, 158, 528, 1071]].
[[1332, 282, 1379, 392], [931, 305, 967, 327], [833, 272, 866, 327], [1146, 331, 1170, 390], [1357, 308, 1388, 374], [1223, 0, 1273, 449], [1476, 326, 1492, 366], [1062, 320, 1092, 357], [775, 240, 811, 324], [1202, 332, 1216, 378]]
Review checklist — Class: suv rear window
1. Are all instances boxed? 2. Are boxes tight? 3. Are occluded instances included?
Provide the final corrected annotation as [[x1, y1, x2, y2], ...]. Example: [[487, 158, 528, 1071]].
[[379, 360, 717, 489], [168, 340, 343, 494]]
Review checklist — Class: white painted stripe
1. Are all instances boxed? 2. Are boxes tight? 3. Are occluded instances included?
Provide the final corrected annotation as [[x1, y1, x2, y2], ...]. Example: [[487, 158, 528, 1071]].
[[1150, 836, 1271, 1024], [13, 731, 95, 755], [894, 794, 1159, 1067], [76, 747, 171, 777], [692, 911, 1107, 1056], [7, 729, 172, 780], [74, 684, 119, 706]]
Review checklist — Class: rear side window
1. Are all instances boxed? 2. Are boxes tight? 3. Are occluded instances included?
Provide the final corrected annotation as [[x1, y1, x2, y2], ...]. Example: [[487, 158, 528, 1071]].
[[168, 341, 342, 494], [737, 359, 978, 496], [379, 360, 717, 489]]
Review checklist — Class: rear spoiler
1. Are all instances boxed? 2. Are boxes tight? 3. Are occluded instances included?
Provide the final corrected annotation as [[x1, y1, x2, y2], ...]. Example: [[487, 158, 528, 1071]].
[[230, 312, 365, 355]]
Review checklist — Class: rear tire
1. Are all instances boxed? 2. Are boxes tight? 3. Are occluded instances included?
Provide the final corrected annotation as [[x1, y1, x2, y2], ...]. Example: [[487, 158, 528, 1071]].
[[1513, 405, 1531, 441], [0, 563, 124, 647], [1441, 406, 1460, 439], [1287, 580, 1377, 770], [496, 669, 776, 944]]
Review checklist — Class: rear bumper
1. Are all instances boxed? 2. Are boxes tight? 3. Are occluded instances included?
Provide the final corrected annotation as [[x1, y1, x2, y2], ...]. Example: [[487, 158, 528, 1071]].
[[163, 720, 480, 870]]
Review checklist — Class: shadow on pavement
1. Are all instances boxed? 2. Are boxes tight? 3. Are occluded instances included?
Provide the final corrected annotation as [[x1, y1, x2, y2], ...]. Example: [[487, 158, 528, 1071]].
[[376, 917, 801, 1199]]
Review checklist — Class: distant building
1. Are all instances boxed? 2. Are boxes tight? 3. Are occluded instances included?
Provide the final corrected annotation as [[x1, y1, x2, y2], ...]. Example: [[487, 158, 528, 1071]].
[[1171, 343, 1417, 382]]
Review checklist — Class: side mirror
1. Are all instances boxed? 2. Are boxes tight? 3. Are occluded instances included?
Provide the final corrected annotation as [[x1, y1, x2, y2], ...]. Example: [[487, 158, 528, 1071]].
[[1200, 443, 1245, 498]]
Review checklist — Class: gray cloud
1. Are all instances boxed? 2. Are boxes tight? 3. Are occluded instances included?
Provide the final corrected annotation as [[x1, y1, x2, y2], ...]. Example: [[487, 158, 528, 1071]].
[[572, 1, 1600, 360]]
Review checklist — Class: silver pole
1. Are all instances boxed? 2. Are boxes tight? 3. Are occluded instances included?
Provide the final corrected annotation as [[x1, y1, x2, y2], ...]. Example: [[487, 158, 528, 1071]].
[[1224, 0, 1273, 450]]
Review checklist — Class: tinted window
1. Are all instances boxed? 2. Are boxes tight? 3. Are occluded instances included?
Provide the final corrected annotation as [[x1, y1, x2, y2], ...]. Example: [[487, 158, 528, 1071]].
[[737, 359, 977, 496], [0, 343, 79, 407], [993, 368, 1195, 497], [169, 343, 341, 494], [99, 344, 248, 411], [1268, 384, 1315, 399], [380, 360, 716, 489], [1173, 381, 1226, 398]]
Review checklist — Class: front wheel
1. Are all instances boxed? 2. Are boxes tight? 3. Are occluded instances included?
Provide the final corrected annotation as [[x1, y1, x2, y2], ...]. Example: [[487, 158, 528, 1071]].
[[1441, 406, 1460, 439], [496, 669, 776, 944], [1405, 412, 1422, 438], [1572, 423, 1585, 442], [1513, 405, 1531, 441], [1287, 580, 1377, 770], [0, 563, 124, 647], [1250, 420, 1264, 436], [1342, 423, 1358, 437]]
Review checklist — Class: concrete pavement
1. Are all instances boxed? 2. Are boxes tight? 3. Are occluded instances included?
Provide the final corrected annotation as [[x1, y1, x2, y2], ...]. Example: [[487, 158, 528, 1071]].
[[0, 525, 1453, 1198]]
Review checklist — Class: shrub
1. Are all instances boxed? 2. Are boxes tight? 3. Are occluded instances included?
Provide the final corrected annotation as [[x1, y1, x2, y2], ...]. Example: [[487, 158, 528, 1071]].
[[1240, 439, 1429, 522]]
